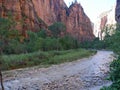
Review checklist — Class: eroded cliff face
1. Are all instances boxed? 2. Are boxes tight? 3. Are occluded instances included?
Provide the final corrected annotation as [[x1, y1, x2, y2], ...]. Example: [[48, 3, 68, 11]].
[[116, 0, 120, 23], [0, 0, 47, 36], [94, 6, 116, 40], [66, 3, 94, 41], [32, 0, 68, 25], [0, 0, 94, 41]]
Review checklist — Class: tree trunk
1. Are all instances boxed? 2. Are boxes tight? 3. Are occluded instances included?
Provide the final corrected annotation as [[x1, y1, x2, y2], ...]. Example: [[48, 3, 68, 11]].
[[0, 44, 4, 90], [0, 71, 4, 90]]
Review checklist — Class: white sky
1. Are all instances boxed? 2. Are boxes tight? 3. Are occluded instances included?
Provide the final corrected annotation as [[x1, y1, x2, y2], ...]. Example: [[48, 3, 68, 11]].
[[64, 0, 116, 23]]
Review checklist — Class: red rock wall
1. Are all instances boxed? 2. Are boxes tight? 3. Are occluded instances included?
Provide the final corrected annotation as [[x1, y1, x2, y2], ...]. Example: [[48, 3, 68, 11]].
[[0, 0, 47, 36], [66, 3, 94, 41], [0, 0, 94, 41], [100, 16, 108, 30]]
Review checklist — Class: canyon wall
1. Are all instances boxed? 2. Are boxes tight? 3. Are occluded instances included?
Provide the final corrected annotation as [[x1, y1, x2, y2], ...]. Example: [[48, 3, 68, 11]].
[[0, 0, 48, 37], [0, 0, 94, 41], [116, 0, 120, 23], [94, 6, 116, 40]]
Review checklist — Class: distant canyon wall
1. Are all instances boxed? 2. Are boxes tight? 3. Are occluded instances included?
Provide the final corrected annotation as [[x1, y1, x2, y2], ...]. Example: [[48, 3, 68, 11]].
[[0, 0, 94, 41], [94, 6, 116, 40]]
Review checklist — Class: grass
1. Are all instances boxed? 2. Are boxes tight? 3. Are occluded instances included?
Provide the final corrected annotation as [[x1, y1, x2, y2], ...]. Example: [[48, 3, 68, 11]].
[[0, 49, 96, 71]]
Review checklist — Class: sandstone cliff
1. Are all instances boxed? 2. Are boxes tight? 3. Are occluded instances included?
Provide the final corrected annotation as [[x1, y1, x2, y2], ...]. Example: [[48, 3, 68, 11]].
[[66, 3, 94, 41], [0, 0, 94, 41], [0, 0, 47, 37], [94, 6, 116, 40]]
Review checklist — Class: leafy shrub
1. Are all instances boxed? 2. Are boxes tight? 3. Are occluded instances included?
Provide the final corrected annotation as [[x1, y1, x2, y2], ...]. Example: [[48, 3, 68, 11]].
[[48, 22, 66, 38], [59, 35, 79, 50], [80, 38, 106, 49], [37, 29, 47, 38], [1, 49, 95, 70]]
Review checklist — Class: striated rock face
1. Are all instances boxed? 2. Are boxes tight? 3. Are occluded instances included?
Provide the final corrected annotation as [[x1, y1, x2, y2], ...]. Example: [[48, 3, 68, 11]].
[[66, 3, 94, 41], [0, 0, 47, 36], [0, 0, 94, 41], [32, 0, 68, 26], [32, 1, 95, 41], [94, 6, 116, 40], [115, 0, 120, 23]]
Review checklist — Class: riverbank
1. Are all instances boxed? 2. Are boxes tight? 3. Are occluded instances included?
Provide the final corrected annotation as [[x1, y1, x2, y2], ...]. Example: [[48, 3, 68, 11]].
[[1, 49, 95, 70], [1, 51, 114, 90]]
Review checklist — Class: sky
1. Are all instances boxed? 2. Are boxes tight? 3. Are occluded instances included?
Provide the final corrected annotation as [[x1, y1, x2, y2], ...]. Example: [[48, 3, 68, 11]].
[[64, 0, 116, 23]]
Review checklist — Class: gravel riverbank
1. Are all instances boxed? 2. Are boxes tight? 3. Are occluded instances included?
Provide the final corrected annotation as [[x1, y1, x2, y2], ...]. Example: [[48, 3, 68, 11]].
[[1, 51, 114, 90]]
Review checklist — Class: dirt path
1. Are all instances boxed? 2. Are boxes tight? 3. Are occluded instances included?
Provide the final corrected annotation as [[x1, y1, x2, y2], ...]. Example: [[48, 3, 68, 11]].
[[1, 51, 114, 90]]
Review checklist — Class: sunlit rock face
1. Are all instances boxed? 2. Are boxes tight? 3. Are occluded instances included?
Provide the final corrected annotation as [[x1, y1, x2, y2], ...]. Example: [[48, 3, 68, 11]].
[[65, 2, 94, 41], [0, 0, 47, 37], [0, 0, 94, 41], [115, 0, 120, 23], [94, 6, 116, 40]]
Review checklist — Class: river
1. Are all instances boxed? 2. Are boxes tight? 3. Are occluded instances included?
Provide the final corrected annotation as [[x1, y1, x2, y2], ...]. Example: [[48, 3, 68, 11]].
[[1, 51, 114, 90]]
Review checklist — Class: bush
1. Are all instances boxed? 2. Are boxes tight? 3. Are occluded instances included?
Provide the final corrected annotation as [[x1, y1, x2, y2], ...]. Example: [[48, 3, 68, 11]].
[[1, 49, 96, 70], [0, 17, 81, 54], [100, 86, 117, 90], [48, 22, 66, 38], [37, 29, 47, 38], [80, 38, 106, 49], [59, 35, 79, 50]]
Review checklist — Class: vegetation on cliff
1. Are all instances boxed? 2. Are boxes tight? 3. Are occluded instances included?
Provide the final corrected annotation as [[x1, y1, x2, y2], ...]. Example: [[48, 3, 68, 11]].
[[0, 17, 95, 71]]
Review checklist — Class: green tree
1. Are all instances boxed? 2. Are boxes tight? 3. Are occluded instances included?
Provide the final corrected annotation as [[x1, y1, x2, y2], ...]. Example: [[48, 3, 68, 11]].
[[44, 37, 61, 51], [59, 35, 79, 50], [48, 22, 66, 38], [0, 18, 21, 54], [25, 31, 38, 52], [101, 24, 120, 90], [34, 37, 45, 51], [37, 29, 47, 38]]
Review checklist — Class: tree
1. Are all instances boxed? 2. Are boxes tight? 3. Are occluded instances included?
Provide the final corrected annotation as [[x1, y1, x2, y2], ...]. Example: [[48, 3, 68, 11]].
[[37, 29, 47, 38], [59, 35, 79, 50], [0, 17, 19, 53], [25, 31, 38, 52], [48, 22, 66, 38]]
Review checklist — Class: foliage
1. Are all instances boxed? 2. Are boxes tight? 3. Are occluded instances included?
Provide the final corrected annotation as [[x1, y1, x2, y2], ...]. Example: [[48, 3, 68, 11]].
[[106, 30, 120, 54], [100, 24, 120, 90], [0, 17, 81, 54], [59, 35, 79, 50], [80, 38, 106, 49], [37, 29, 47, 38], [80, 24, 116, 50], [48, 22, 66, 38], [0, 18, 20, 54], [101, 24, 116, 38], [100, 86, 117, 90], [1, 30, 81, 54], [1, 49, 96, 70]]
